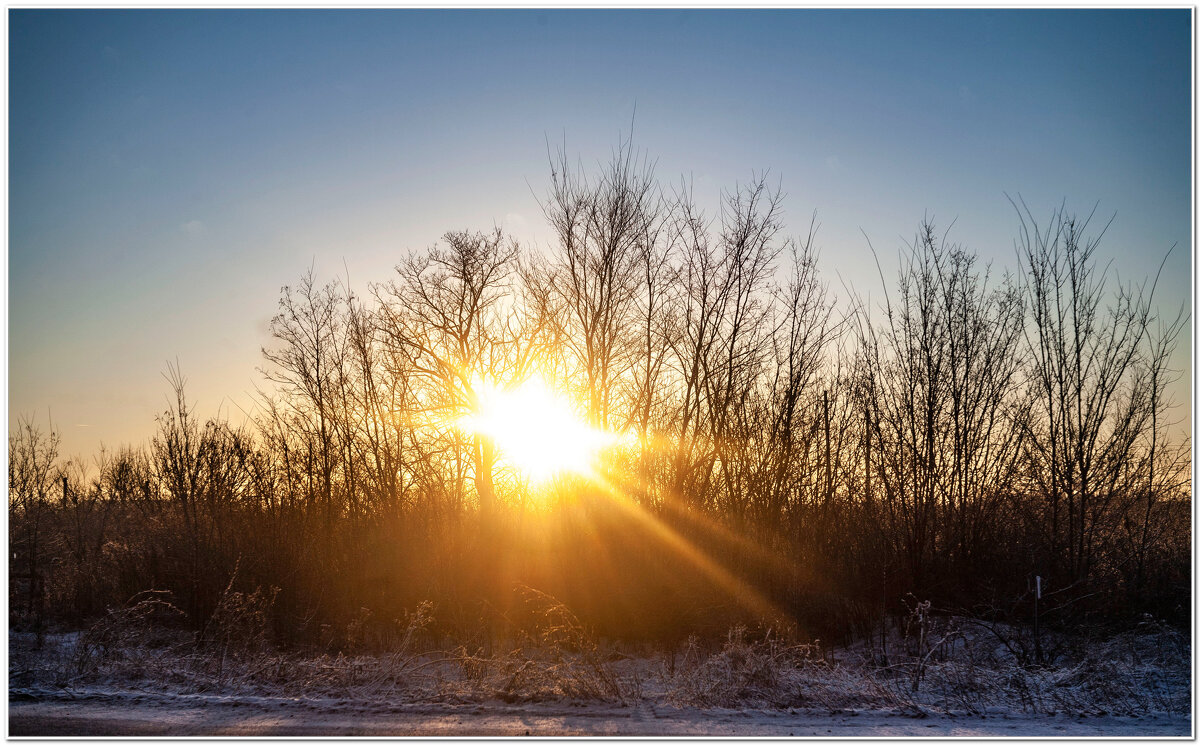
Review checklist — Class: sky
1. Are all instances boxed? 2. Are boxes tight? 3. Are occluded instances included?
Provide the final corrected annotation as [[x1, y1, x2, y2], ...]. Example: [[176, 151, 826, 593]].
[[8, 9, 1193, 461]]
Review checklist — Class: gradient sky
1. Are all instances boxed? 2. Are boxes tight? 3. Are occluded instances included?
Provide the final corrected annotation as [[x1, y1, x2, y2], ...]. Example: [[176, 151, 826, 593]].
[[9, 9, 1193, 460]]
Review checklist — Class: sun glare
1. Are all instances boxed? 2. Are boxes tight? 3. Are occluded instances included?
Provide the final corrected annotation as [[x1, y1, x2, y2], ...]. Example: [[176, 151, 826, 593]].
[[459, 377, 616, 483]]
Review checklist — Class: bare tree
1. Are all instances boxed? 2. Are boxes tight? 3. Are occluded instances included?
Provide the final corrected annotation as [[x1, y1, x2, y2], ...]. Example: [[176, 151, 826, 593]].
[[661, 176, 786, 514], [1015, 201, 1166, 586], [763, 221, 838, 523], [149, 364, 210, 618], [855, 219, 1025, 594], [9, 415, 61, 642], [375, 227, 536, 519], [343, 292, 407, 518], [261, 269, 350, 535], [1120, 308, 1189, 601], [541, 135, 663, 430], [704, 177, 787, 518]]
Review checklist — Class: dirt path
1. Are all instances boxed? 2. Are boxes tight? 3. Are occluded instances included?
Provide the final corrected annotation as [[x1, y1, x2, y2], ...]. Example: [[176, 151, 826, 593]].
[[8, 695, 1192, 737]]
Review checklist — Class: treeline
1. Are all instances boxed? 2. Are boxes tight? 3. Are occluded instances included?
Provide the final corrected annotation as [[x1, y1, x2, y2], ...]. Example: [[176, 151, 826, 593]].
[[10, 140, 1189, 647]]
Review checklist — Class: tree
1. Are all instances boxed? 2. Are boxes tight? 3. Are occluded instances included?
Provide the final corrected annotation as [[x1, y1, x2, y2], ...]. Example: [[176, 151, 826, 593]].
[[375, 227, 537, 518], [541, 135, 664, 430], [1015, 201, 1166, 586], [261, 269, 349, 535], [9, 415, 60, 642], [855, 219, 1025, 596]]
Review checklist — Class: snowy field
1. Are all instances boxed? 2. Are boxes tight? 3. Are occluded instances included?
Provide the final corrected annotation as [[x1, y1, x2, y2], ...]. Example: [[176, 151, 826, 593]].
[[9, 614, 1192, 737]]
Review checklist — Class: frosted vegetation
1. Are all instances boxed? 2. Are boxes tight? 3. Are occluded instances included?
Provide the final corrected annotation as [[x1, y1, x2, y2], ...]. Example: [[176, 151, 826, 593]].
[[9, 138, 1190, 732], [10, 587, 1189, 720]]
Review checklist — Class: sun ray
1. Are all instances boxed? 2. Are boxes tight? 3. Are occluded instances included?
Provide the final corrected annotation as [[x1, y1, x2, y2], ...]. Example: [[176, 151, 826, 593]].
[[584, 466, 797, 628]]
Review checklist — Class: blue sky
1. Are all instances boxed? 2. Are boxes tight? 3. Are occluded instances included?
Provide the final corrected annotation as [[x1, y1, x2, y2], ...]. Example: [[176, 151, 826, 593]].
[[9, 9, 1192, 458]]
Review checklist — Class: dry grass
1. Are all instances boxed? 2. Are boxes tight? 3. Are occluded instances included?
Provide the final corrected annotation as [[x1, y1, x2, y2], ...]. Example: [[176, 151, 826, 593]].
[[10, 591, 1189, 718], [11, 587, 640, 706], [658, 612, 1189, 717]]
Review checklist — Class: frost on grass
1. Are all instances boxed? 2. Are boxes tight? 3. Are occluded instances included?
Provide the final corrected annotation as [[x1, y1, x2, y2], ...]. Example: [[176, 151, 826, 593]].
[[9, 590, 1190, 720]]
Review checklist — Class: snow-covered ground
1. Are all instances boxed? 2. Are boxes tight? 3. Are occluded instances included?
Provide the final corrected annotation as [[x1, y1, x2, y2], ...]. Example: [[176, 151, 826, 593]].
[[8, 689, 1191, 737], [9, 615, 1192, 737]]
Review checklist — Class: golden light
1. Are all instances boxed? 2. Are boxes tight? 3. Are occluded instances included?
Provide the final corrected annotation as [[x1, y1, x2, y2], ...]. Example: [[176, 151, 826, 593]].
[[458, 376, 618, 483]]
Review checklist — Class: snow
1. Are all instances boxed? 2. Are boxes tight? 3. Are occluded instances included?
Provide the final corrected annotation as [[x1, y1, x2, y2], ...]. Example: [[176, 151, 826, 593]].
[[9, 621, 1192, 737], [8, 690, 1191, 737]]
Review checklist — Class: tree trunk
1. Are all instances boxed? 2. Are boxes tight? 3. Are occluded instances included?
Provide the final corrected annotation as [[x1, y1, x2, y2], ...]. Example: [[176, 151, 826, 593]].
[[474, 435, 496, 519]]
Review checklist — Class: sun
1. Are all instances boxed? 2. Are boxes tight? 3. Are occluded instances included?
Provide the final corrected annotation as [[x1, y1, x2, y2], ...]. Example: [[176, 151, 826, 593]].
[[459, 376, 615, 483]]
